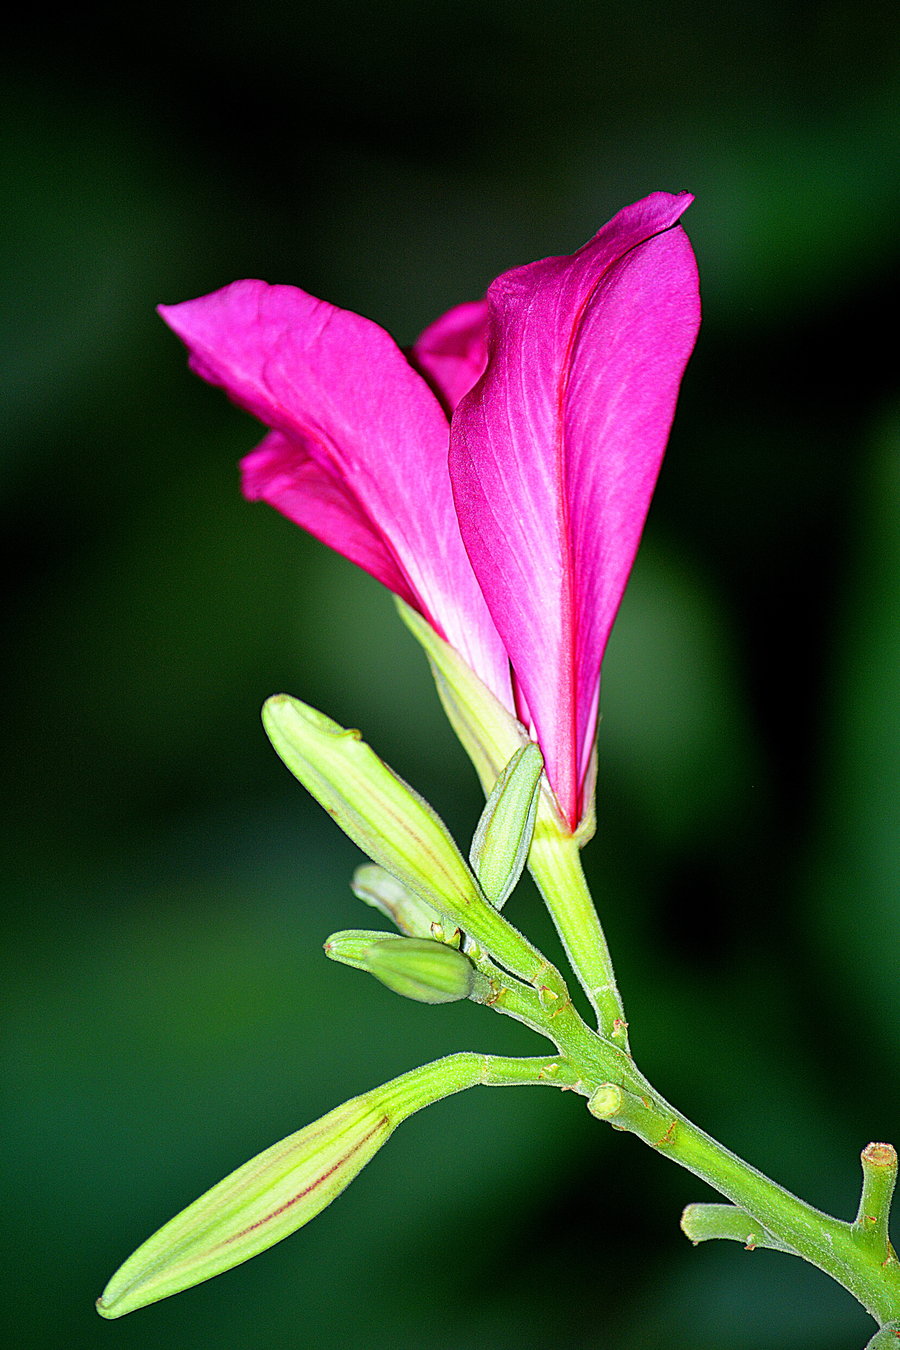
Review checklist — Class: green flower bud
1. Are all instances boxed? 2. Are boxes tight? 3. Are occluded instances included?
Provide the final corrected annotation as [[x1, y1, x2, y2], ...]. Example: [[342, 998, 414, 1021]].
[[351, 863, 444, 937], [97, 1095, 393, 1319], [97, 1054, 499, 1318], [261, 693, 545, 983], [262, 694, 479, 919], [365, 937, 475, 1004]]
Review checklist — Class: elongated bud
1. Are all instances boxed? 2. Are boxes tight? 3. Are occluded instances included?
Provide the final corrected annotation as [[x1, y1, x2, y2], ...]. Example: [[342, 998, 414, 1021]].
[[365, 937, 475, 1004], [262, 694, 478, 916], [97, 1095, 393, 1319], [262, 694, 544, 982], [97, 1054, 495, 1318], [351, 862, 444, 937], [470, 744, 543, 909]]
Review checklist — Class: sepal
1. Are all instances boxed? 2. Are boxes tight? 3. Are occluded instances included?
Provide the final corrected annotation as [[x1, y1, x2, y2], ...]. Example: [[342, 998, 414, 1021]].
[[396, 601, 528, 795], [470, 744, 543, 909]]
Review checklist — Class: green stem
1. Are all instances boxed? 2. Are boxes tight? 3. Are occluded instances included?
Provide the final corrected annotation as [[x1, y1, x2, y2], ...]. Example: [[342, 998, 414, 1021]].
[[528, 817, 628, 1045], [863, 1324, 900, 1348], [520, 818, 900, 1326], [585, 1079, 900, 1326], [381, 1051, 583, 1112]]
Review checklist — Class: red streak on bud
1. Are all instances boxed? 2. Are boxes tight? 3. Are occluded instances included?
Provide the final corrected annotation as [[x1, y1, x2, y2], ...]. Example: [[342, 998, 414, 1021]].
[[215, 1115, 390, 1248]]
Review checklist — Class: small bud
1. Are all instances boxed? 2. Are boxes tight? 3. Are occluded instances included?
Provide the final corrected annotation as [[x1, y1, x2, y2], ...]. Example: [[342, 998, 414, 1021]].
[[587, 1083, 623, 1119], [351, 863, 444, 938], [365, 937, 475, 1004], [470, 744, 543, 909]]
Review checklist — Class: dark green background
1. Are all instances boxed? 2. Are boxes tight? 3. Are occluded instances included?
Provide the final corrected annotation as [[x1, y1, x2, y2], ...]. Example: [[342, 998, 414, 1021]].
[[3, 3, 899, 1346]]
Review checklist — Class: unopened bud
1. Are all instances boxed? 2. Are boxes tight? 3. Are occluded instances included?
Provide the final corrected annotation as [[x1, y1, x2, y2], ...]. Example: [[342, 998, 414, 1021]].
[[97, 1053, 491, 1318], [351, 863, 444, 938], [324, 929, 402, 970], [262, 695, 481, 921], [366, 937, 475, 1004], [97, 1095, 393, 1319]]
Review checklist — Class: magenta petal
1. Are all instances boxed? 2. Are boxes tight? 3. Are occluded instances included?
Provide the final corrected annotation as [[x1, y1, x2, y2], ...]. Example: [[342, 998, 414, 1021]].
[[409, 300, 490, 414], [450, 193, 701, 828], [159, 281, 511, 705], [242, 431, 418, 606]]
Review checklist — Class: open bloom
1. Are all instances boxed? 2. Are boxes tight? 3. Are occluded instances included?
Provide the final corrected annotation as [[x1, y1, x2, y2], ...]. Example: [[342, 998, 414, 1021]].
[[159, 192, 700, 830]]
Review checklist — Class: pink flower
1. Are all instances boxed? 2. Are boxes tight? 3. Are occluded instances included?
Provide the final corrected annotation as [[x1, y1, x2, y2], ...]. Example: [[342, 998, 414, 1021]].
[[159, 192, 700, 831]]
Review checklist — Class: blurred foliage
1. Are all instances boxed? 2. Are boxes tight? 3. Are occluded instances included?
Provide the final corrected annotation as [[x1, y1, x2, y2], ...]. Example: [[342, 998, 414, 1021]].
[[2, 2, 898, 1347]]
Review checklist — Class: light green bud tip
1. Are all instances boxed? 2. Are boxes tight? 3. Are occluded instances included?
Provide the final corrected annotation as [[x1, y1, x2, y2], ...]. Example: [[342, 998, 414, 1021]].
[[324, 928, 403, 970], [365, 937, 475, 1004]]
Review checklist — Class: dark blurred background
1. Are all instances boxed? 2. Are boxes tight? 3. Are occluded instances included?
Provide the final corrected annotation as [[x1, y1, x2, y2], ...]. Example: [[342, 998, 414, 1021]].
[[3, 3, 899, 1347]]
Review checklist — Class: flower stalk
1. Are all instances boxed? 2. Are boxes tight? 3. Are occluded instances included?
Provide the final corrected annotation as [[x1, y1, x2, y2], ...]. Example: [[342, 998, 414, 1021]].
[[528, 819, 628, 1045]]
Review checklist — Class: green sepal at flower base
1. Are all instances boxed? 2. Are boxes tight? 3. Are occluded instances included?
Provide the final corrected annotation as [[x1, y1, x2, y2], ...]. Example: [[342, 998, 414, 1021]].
[[261, 693, 548, 983], [397, 600, 600, 847], [397, 600, 618, 1033], [396, 600, 529, 796], [470, 743, 543, 909]]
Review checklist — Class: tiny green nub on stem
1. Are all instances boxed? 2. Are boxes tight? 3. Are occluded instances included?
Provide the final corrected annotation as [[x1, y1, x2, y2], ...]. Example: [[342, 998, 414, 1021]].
[[680, 1203, 795, 1254], [853, 1142, 899, 1262]]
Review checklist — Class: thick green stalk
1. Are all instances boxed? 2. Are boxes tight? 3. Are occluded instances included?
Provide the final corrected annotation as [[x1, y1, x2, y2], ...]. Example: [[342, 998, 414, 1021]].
[[528, 818, 628, 1045], [582, 1073, 900, 1325], [527, 835, 900, 1327]]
